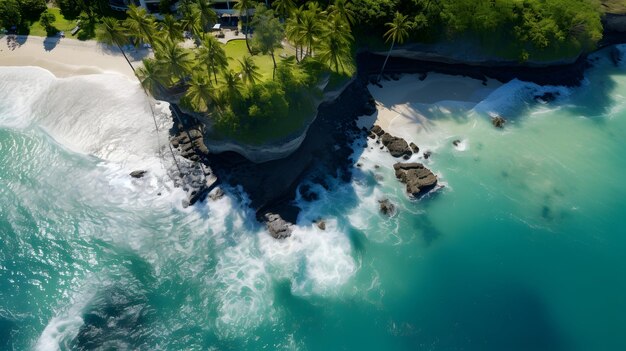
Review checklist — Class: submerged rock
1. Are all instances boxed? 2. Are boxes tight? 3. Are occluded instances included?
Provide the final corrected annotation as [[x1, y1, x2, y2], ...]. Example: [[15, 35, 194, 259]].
[[264, 213, 293, 239], [378, 198, 396, 216], [410, 142, 419, 154], [393, 162, 438, 197], [423, 151, 432, 159], [452, 139, 461, 147], [491, 116, 506, 128], [129, 170, 147, 179]]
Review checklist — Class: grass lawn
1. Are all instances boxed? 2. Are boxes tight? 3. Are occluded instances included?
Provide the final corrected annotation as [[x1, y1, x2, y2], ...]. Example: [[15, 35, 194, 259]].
[[223, 39, 294, 81], [26, 8, 79, 38]]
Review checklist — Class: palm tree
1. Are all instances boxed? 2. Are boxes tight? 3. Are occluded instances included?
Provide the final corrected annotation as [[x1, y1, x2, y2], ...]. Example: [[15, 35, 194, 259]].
[[97, 18, 135, 73], [317, 19, 353, 73], [185, 72, 216, 112], [195, 0, 218, 31], [285, 6, 305, 61], [272, 0, 296, 20], [300, 9, 322, 57], [124, 5, 157, 47], [233, 0, 256, 55], [136, 58, 167, 96], [161, 14, 184, 43], [197, 35, 228, 84], [329, 0, 355, 26], [378, 12, 413, 82], [238, 56, 262, 85], [181, 4, 204, 42], [156, 40, 195, 84], [219, 69, 244, 102]]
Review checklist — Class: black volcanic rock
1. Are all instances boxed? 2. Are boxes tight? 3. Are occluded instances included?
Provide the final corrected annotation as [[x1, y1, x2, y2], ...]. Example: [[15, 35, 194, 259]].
[[130, 170, 147, 178], [207, 77, 374, 223], [491, 116, 506, 128], [264, 213, 293, 239], [393, 162, 438, 197], [381, 133, 413, 158], [378, 199, 396, 216]]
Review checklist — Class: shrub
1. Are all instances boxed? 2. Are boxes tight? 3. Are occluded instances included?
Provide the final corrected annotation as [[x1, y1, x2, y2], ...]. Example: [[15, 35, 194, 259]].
[[18, 0, 47, 20], [39, 10, 57, 36], [0, 0, 21, 28], [57, 0, 82, 19]]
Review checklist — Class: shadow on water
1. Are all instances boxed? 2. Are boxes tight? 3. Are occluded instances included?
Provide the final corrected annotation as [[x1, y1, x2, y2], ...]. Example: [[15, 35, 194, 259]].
[[401, 284, 570, 351], [0, 316, 16, 350]]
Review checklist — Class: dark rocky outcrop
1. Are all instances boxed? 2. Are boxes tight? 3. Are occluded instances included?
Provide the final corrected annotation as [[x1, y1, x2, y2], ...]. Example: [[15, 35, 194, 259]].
[[393, 163, 438, 197], [371, 125, 385, 137], [378, 198, 396, 216], [452, 139, 461, 147], [491, 116, 506, 128], [370, 125, 417, 158], [207, 77, 375, 224], [381, 133, 413, 158], [264, 213, 293, 239], [129, 170, 147, 179], [208, 187, 225, 201], [315, 219, 326, 230]]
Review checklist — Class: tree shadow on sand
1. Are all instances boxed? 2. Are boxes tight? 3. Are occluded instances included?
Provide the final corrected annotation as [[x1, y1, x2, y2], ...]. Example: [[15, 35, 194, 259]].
[[97, 43, 151, 62], [43, 36, 60, 51]]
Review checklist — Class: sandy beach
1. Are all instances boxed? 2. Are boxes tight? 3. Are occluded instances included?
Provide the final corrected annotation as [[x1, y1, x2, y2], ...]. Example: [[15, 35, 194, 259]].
[[359, 73, 502, 135], [0, 35, 148, 79]]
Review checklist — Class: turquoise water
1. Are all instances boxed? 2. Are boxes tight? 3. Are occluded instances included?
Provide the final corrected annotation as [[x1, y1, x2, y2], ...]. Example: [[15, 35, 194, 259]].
[[2, 47, 626, 350]]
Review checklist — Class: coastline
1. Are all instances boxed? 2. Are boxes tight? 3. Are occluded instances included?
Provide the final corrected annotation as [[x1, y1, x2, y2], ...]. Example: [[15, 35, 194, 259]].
[[0, 35, 146, 79]]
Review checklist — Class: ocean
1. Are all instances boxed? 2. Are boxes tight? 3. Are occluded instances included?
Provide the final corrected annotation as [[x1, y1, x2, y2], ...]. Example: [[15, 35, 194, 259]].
[[1, 46, 625, 350]]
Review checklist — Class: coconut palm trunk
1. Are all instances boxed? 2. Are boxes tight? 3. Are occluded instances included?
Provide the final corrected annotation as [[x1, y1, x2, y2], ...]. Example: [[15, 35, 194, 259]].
[[242, 11, 253, 55], [271, 50, 277, 79]]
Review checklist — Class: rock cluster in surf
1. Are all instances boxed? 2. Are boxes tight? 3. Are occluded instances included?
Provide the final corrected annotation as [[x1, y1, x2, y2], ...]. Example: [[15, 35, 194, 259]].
[[369, 125, 419, 159], [393, 163, 438, 198], [368, 125, 438, 198]]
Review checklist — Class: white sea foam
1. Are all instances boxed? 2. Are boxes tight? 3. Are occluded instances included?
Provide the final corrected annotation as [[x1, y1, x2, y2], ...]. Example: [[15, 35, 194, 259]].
[[473, 79, 571, 119]]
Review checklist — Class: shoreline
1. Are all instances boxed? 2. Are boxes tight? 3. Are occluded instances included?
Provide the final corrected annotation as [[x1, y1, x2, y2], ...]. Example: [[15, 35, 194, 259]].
[[0, 35, 146, 79]]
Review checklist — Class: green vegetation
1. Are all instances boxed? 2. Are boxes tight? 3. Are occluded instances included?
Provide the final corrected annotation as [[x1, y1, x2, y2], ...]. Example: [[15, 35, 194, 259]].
[[350, 0, 604, 61], [4, 0, 611, 143], [38, 10, 57, 37], [0, 0, 126, 40], [91, 0, 354, 145]]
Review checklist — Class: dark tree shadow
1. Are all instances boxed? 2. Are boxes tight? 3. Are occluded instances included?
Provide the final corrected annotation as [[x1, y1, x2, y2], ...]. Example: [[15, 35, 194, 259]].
[[43, 36, 60, 51]]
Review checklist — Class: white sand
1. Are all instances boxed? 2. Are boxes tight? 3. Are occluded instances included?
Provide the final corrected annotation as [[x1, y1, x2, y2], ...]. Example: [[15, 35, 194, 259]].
[[359, 73, 502, 136], [0, 35, 149, 79]]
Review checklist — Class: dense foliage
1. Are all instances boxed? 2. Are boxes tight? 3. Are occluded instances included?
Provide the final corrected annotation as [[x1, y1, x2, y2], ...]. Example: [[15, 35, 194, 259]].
[[347, 0, 603, 60], [0, 0, 46, 28]]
